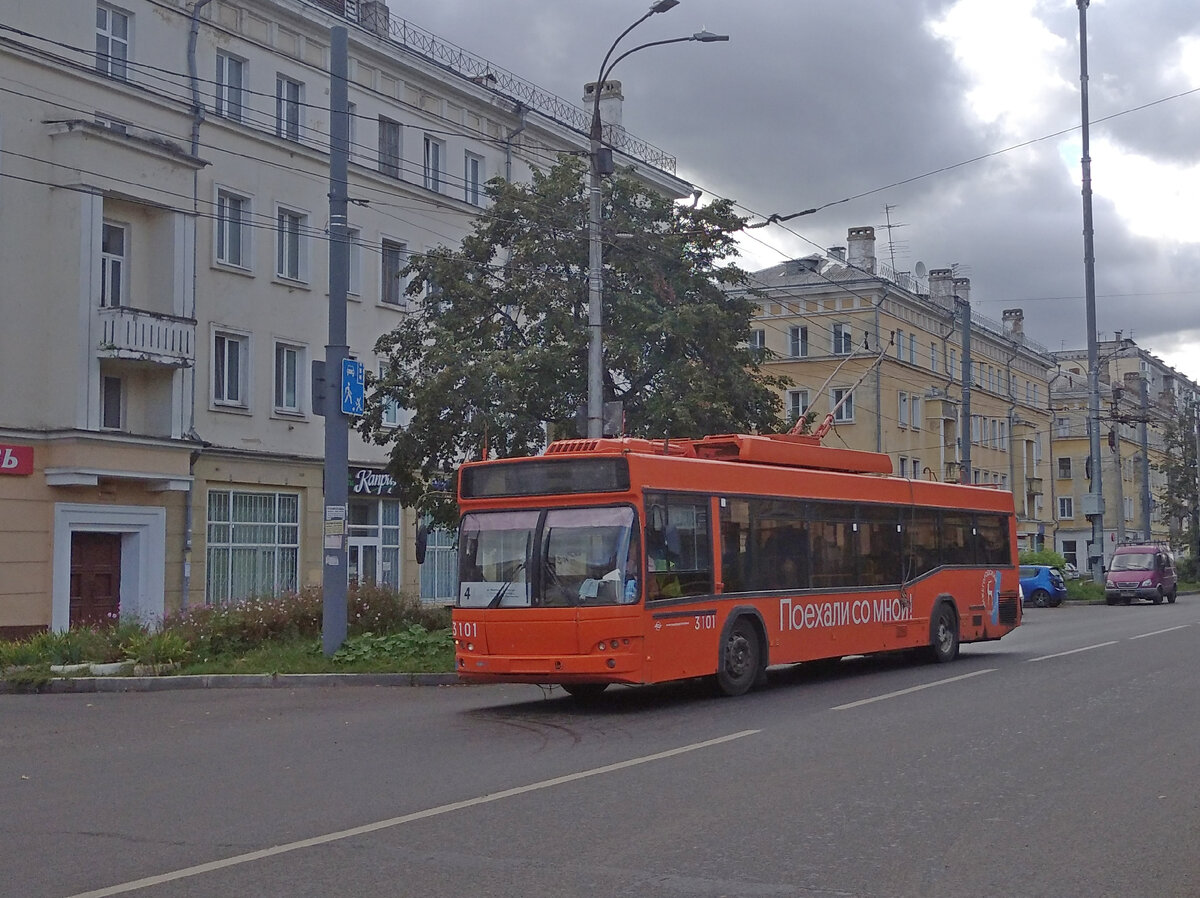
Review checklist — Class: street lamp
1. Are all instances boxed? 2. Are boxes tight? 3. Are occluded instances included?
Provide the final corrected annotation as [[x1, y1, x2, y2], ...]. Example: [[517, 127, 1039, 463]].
[[585, 2, 728, 438]]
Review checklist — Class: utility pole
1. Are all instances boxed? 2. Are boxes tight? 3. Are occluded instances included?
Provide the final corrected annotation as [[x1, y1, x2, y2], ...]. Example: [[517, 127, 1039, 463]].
[[957, 295, 972, 484], [322, 26, 350, 655], [1077, 0, 1105, 582], [1138, 376, 1151, 541]]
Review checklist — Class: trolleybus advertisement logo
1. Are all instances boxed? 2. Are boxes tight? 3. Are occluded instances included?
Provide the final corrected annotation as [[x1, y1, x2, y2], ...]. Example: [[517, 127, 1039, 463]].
[[981, 570, 1000, 624], [780, 595, 914, 631]]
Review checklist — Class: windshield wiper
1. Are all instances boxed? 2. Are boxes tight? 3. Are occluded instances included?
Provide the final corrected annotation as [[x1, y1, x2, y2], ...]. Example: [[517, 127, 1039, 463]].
[[487, 561, 526, 608]]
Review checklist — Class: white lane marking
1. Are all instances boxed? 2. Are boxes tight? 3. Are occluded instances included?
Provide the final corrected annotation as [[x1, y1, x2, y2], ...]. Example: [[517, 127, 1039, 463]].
[[832, 669, 996, 710], [1026, 641, 1118, 662], [1129, 625, 1190, 640], [63, 729, 761, 898]]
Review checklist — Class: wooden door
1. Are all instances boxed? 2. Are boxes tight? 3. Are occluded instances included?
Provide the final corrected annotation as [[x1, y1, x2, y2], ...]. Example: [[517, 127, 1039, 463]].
[[70, 532, 122, 626]]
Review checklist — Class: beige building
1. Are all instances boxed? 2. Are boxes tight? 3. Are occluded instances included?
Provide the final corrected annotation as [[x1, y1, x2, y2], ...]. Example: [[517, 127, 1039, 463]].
[[1049, 339, 1197, 569], [0, 0, 688, 635], [746, 226, 1055, 552]]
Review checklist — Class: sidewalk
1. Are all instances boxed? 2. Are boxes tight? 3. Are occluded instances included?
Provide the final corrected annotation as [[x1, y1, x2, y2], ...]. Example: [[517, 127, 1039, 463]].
[[0, 671, 462, 694]]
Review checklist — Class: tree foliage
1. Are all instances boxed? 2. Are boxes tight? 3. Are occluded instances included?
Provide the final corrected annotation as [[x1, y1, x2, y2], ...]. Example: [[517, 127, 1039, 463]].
[[360, 155, 786, 521], [1153, 395, 1199, 556]]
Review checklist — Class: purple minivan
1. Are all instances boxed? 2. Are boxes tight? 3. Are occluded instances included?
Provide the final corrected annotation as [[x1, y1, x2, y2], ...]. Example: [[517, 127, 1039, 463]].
[[1104, 544, 1178, 605]]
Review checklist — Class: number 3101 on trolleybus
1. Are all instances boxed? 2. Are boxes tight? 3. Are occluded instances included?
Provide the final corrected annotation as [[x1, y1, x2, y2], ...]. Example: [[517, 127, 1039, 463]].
[[451, 432, 1021, 699]]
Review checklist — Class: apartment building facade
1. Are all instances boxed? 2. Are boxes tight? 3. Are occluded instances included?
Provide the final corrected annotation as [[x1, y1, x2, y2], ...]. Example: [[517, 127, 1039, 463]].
[[0, 0, 689, 635], [1049, 339, 1197, 569], [747, 226, 1056, 552]]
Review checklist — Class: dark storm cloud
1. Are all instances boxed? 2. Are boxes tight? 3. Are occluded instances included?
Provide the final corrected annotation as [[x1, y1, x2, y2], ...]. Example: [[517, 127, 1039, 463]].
[[386, 0, 1200, 378]]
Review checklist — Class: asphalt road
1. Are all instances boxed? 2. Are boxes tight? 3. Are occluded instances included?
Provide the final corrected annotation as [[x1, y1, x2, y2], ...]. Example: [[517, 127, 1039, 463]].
[[3, 601, 1198, 898]]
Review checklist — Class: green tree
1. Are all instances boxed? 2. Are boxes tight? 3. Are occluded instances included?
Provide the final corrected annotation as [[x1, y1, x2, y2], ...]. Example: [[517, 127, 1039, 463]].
[[1154, 395, 1198, 558], [361, 155, 787, 521]]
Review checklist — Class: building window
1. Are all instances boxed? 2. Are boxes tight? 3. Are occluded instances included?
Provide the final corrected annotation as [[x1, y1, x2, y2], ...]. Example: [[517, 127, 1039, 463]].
[[898, 456, 908, 478], [971, 415, 981, 444], [908, 333, 917, 363], [95, 4, 130, 80], [381, 239, 408, 306], [216, 190, 249, 268], [205, 490, 299, 604], [832, 387, 854, 422], [832, 323, 852, 355], [347, 228, 361, 296], [275, 75, 303, 141], [998, 419, 1007, 449], [787, 389, 809, 424], [749, 329, 765, 352], [788, 325, 808, 358], [898, 391, 909, 428], [100, 222, 127, 307], [378, 117, 401, 178], [213, 331, 247, 406], [1056, 416, 1070, 438], [100, 375, 123, 430], [910, 396, 921, 431], [1058, 457, 1072, 479], [896, 329, 905, 361], [464, 151, 484, 205], [949, 349, 957, 381], [1061, 540, 1077, 568], [1058, 497, 1074, 520], [273, 343, 303, 413], [423, 135, 444, 192], [378, 362, 405, 427], [911, 456, 921, 479], [275, 208, 306, 282], [930, 342, 938, 373], [215, 53, 245, 121], [990, 419, 999, 448]]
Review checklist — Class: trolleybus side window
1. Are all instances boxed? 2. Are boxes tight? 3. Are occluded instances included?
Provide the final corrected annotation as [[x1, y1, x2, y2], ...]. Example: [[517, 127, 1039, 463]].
[[859, 505, 902, 586], [809, 502, 858, 589], [904, 508, 941, 579], [942, 511, 975, 565], [644, 492, 713, 600], [975, 513, 1011, 566]]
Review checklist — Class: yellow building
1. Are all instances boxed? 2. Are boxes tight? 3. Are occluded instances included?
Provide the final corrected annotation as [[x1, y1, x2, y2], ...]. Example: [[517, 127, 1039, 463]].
[[745, 226, 1055, 552], [1050, 339, 1197, 568]]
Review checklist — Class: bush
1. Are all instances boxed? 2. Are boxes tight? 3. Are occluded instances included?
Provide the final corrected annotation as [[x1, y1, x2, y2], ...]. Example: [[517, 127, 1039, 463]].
[[1019, 549, 1068, 569]]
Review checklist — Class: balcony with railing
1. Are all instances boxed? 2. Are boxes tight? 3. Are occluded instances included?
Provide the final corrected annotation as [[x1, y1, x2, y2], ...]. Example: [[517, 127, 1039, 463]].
[[98, 306, 196, 368]]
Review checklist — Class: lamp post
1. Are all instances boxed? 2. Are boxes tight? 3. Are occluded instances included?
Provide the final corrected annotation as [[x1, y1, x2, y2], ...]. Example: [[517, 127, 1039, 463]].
[[585, 2, 728, 438]]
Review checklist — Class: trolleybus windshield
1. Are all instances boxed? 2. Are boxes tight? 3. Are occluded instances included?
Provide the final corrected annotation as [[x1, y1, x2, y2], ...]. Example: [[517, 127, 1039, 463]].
[[458, 506, 640, 608]]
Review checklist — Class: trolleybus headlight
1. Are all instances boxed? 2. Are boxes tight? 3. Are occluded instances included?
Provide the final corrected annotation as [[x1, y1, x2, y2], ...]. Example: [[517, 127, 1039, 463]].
[[466, 643, 475, 652], [597, 641, 606, 651]]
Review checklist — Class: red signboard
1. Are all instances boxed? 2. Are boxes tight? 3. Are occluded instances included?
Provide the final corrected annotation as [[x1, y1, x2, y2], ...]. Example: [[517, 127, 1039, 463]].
[[0, 444, 34, 476]]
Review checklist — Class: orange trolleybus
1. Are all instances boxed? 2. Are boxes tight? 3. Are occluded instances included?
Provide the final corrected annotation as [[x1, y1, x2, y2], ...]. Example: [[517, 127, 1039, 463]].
[[452, 432, 1020, 698]]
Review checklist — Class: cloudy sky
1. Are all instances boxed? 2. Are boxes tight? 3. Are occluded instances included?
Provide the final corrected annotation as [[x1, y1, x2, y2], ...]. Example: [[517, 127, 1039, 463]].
[[386, 0, 1200, 382]]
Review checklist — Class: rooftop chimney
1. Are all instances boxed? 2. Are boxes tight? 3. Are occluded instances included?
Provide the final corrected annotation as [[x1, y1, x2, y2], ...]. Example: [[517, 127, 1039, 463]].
[[828, 245, 846, 262], [1002, 308, 1025, 338], [953, 277, 970, 305], [928, 268, 954, 307], [583, 80, 624, 144], [359, 0, 390, 38], [846, 226, 876, 273]]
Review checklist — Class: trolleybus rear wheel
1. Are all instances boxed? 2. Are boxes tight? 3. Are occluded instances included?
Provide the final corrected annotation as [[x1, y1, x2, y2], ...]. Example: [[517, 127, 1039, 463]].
[[716, 618, 761, 697], [928, 604, 960, 663]]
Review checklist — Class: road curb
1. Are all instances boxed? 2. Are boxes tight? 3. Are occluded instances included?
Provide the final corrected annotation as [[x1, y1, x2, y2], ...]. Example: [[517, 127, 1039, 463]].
[[0, 672, 463, 695]]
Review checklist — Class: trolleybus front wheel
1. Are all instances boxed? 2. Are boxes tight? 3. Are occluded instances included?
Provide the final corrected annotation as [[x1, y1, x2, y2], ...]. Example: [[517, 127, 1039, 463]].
[[716, 618, 762, 697]]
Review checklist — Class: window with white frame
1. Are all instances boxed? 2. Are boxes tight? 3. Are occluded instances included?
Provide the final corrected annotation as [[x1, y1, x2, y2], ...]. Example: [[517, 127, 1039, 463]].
[[275, 207, 306, 281], [215, 189, 249, 268], [832, 323, 852, 355], [1058, 457, 1072, 479], [275, 75, 302, 141], [381, 239, 408, 306], [990, 419, 999, 448], [347, 228, 361, 296], [1055, 416, 1070, 438], [273, 342, 303, 414], [100, 222, 127, 307], [749, 329, 765, 353], [971, 415, 981, 444], [788, 325, 808, 358], [898, 391, 909, 427], [898, 457, 908, 478], [378, 362, 405, 427], [100, 375, 123, 430], [378, 117, 401, 178], [1032, 384, 1039, 405], [930, 342, 938, 373], [896, 329, 905, 361], [215, 53, 245, 121], [787, 389, 810, 423], [908, 333, 916, 363], [998, 419, 1007, 450], [910, 395, 921, 430], [213, 331, 248, 406], [423, 135, 444, 192], [911, 456, 921, 479], [95, 4, 130, 80], [832, 387, 854, 421], [464, 151, 484, 205], [949, 349, 957, 381], [205, 490, 299, 603], [1058, 496, 1074, 519]]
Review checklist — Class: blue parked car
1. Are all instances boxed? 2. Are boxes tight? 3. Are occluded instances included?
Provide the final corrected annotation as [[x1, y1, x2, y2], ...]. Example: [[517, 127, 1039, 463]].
[[1020, 565, 1067, 607]]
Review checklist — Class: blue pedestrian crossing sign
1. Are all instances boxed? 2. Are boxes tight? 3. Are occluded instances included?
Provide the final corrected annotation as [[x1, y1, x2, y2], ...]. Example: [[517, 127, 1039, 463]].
[[341, 358, 365, 416]]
